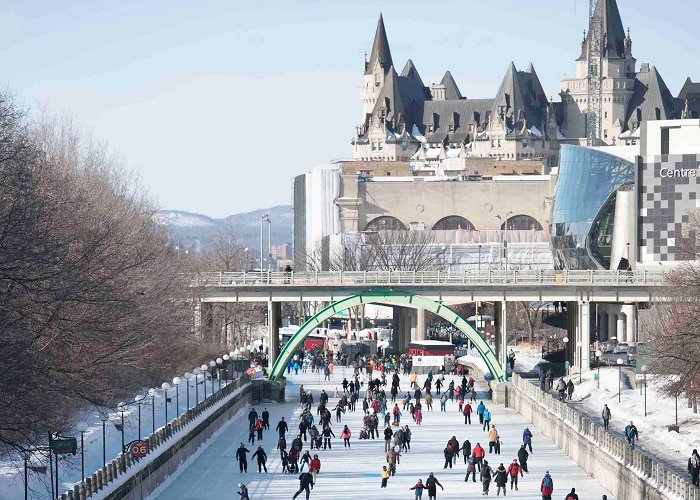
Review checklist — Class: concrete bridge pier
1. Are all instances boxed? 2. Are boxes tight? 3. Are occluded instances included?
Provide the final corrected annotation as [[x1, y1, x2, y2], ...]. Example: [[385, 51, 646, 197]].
[[566, 301, 592, 374], [268, 301, 281, 368], [392, 306, 425, 353], [494, 301, 507, 376]]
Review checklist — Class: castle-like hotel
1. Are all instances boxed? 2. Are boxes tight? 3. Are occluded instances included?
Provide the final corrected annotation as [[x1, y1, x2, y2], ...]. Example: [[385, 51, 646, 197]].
[[352, 0, 697, 170]]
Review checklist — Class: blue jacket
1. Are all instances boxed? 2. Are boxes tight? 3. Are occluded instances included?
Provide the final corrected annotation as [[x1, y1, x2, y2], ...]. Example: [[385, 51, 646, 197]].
[[477, 402, 486, 415], [483, 409, 491, 421], [523, 428, 533, 444]]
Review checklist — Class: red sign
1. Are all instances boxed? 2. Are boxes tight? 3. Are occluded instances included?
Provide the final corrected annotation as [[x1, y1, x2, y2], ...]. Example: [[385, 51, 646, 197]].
[[245, 367, 256, 377], [129, 440, 149, 458]]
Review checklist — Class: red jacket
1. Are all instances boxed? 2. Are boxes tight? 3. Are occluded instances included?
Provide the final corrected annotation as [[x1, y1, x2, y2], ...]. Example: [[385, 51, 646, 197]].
[[541, 475, 554, 495], [310, 458, 321, 472], [463, 403, 472, 415], [507, 463, 522, 477], [473, 445, 485, 458]]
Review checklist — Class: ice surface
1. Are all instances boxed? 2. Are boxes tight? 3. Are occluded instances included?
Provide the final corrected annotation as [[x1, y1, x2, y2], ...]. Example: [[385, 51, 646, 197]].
[[148, 369, 613, 499]]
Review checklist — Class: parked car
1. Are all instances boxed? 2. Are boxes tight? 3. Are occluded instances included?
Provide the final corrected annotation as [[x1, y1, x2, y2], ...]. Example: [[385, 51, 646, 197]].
[[613, 342, 629, 354], [601, 339, 618, 353], [627, 346, 637, 365]]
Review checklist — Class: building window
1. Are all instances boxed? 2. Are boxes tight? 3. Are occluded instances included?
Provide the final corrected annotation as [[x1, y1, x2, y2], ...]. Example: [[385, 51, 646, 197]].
[[432, 216, 475, 231], [604, 129, 608, 139], [365, 216, 406, 231]]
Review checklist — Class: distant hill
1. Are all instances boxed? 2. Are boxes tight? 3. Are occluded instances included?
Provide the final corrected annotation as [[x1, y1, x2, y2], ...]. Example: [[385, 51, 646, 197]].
[[156, 205, 293, 255]]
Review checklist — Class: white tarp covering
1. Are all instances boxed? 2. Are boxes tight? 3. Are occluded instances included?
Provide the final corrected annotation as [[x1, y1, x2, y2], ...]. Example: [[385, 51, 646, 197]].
[[412, 355, 446, 367]]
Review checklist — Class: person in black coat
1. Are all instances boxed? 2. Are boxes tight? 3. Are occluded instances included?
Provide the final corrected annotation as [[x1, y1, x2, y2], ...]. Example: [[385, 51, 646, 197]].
[[261, 408, 270, 429], [276, 417, 288, 438], [235, 443, 249, 473], [292, 471, 314, 499], [425, 472, 444, 499], [517, 445, 529, 472], [251, 445, 268, 473]]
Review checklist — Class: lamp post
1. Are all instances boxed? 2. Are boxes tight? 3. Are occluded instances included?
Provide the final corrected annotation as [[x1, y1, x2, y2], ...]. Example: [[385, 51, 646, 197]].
[[260, 213, 270, 271], [616, 358, 624, 402], [161, 383, 171, 424], [595, 350, 602, 389], [267, 216, 272, 272], [641, 364, 648, 417], [576, 340, 583, 383], [76, 421, 88, 483], [216, 358, 224, 390], [201, 364, 209, 398], [172, 377, 181, 416], [117, 401, 127, 465], [478, 244, 482, 271], [184, 372, 193, 410], [563, 337, 570, 376], [148, 388, 157, 434], [99, 411, 109, 467], [193, 368, 201, 404], [223, 354, 230, 386], [134, 394, 145, 439], [209, 360, 217, 394]]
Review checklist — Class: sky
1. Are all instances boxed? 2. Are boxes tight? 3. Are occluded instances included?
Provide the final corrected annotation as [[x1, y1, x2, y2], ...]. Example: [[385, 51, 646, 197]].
[[1, 0, 699, 217]]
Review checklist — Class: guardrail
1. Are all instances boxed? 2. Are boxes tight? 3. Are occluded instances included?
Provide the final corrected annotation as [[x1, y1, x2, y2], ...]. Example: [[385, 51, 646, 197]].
[[510, 374, 698, 500], [193, 269, 667, 287]]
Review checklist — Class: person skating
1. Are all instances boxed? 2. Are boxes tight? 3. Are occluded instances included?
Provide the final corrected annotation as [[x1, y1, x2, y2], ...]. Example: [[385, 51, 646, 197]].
[[248, 408, 258, 428], [341, 425, 352, 448], [483, 408, 492, 431], [473, 442, 486, 471], [276, 417, 288, 438], [540, 471, 553, 500], [255, 417, 264, 441], [624, 421, 639, 449], [465, 454, 477, 482], [480, 460, 493, 495], [565, 487, 579, 500], [463, 401, 473, 424], [261, 407, 270, 430], [601, 404, 611, 430], [477, 401, 486, 425], [235, 443, 250, 473], [251, 445, 268, 473], [522, 427, 533, 453], [689, 449, 700, 486], [309, 454, 321, 483], [517, 445, 529, 473], [384, 425, 394, 452], [507, 459, 523, 490], [237, 483, 249, 500], [440, 393, 448, 412], [248, 424, 255, 445], [322, 424, 335, 449], [292, 471, 314, 500], [299, 450, 311, 471], [386, 447, 400, 476], [488, 425, 500, 454], [443, 446, 454, 469], [410, 479, 425, 499], [460, 438, 472, 464], [493, 463, 508, 496], [425, 472, 444, 500], [425, 392, 433, 411], [281, 449, 290, 473], [381, 465, 390, 488]]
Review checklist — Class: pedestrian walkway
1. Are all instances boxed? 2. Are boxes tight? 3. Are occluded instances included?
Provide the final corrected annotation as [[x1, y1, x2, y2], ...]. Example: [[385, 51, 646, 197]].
[[148, 370, 613, 499]]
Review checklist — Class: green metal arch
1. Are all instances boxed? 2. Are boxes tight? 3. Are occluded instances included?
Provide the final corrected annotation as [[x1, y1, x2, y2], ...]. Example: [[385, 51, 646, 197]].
[[270, 291, 505, 382]]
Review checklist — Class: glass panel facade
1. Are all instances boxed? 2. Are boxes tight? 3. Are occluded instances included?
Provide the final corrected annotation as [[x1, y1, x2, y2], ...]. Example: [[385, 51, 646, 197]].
[[432, 216, 475, 231], [365, 216, 406, 231], [550, 145, 634, 269]]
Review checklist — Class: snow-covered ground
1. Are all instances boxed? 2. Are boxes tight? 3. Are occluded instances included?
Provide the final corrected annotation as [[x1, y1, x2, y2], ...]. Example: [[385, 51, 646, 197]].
[[0, 375, 236, 500], [149, 369, 613, 499]]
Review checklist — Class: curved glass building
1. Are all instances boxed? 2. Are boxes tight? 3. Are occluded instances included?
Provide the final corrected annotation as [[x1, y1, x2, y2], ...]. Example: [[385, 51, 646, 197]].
[[550, 145, 635, 269]]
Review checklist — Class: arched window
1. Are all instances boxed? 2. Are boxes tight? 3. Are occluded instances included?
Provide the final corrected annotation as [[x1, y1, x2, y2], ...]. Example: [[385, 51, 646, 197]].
[[364, 216, 406, 231], [501, 215, 543, 230], [432, 216, 475, 231]]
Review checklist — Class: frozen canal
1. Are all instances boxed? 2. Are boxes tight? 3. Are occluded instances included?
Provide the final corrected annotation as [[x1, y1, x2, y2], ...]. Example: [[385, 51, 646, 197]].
[[149, 369, 613, 499]]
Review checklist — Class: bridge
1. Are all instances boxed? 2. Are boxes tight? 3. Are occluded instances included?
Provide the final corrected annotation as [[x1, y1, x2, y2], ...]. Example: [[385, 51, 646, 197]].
[[193, 270, 668, 383]]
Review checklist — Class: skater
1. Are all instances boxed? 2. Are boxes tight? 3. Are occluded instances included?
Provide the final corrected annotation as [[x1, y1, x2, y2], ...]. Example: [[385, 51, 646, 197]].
[[300, 450, 311, 471], [523, 427, 533, 453], [473, 442, 486, 471], [565, 488, 580, 500], [440, 394, 448, 412], [624, 421, 639, 449], [276, 417, 289, 438], [387, 447, 400, 476], [261, 408, 270, 429], [460, 438, 472, 464], [540, 471, 554, 500], [248, 408, 258, 428], [381, 465, 389, 488], [483, 408, 492, 431], [341, 425, 352, 448], [443, 445, 454, 469], [237, 483, 249, 500], [410, 479, 425, 499], [322, 424, 335, 449], [477, 401, 485, 425], [689, 449, 700, 486], [601, 404, 611, 430], [507, 459, 523, 491], [235, 443, 249, 473], [251, 445, 268, 473], [463, 401, 472, 424], [309, 454, 321, 483], [465, 454, 477, 482], [425, 472, 444, 500], [292, 471, 314, 500], [255, 417, 264, 441], [493, 463, 508, 496], [517, 445, 529, 473], [384, 425, 394, 452], [480, 460, 493, 495], [488, 425, 500, 454], [425, 393, 434, 411], [247, 425, 255, 445]]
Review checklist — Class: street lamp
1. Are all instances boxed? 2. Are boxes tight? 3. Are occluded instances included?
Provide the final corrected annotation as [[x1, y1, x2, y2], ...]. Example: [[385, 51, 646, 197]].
[[223, 354, 230, 385], [616, 358, 624, 403], [76, 421, 88, 483], [216, 358, 224, 390], [478, 244, 482, 271], [161, 383, 171, 424], [172, 377, 182, 417], [193, 368, 201, 404], [134, 394, 145, 439], [260, 214, 270, 272], [117, 402, 127, 464], [148, 388, 157, 435], [184, 372, 193, 410], [99, 411, 109, 468], [209, 360, 217, 393], [201, 364, 209, 398], [576, 341, 583, 383], [595, 350, 602, 389], [640, 364, 648, 417], [563, 337, 570, 376]]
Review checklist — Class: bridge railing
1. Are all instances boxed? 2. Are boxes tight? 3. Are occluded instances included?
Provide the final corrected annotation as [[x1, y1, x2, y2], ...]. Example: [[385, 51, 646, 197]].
[[193, 269, 666, 287], [510, 374, 698, 500]]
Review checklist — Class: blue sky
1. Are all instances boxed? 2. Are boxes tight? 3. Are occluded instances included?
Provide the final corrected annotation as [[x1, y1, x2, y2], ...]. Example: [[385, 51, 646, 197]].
[[2, 0, 698, 217]]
